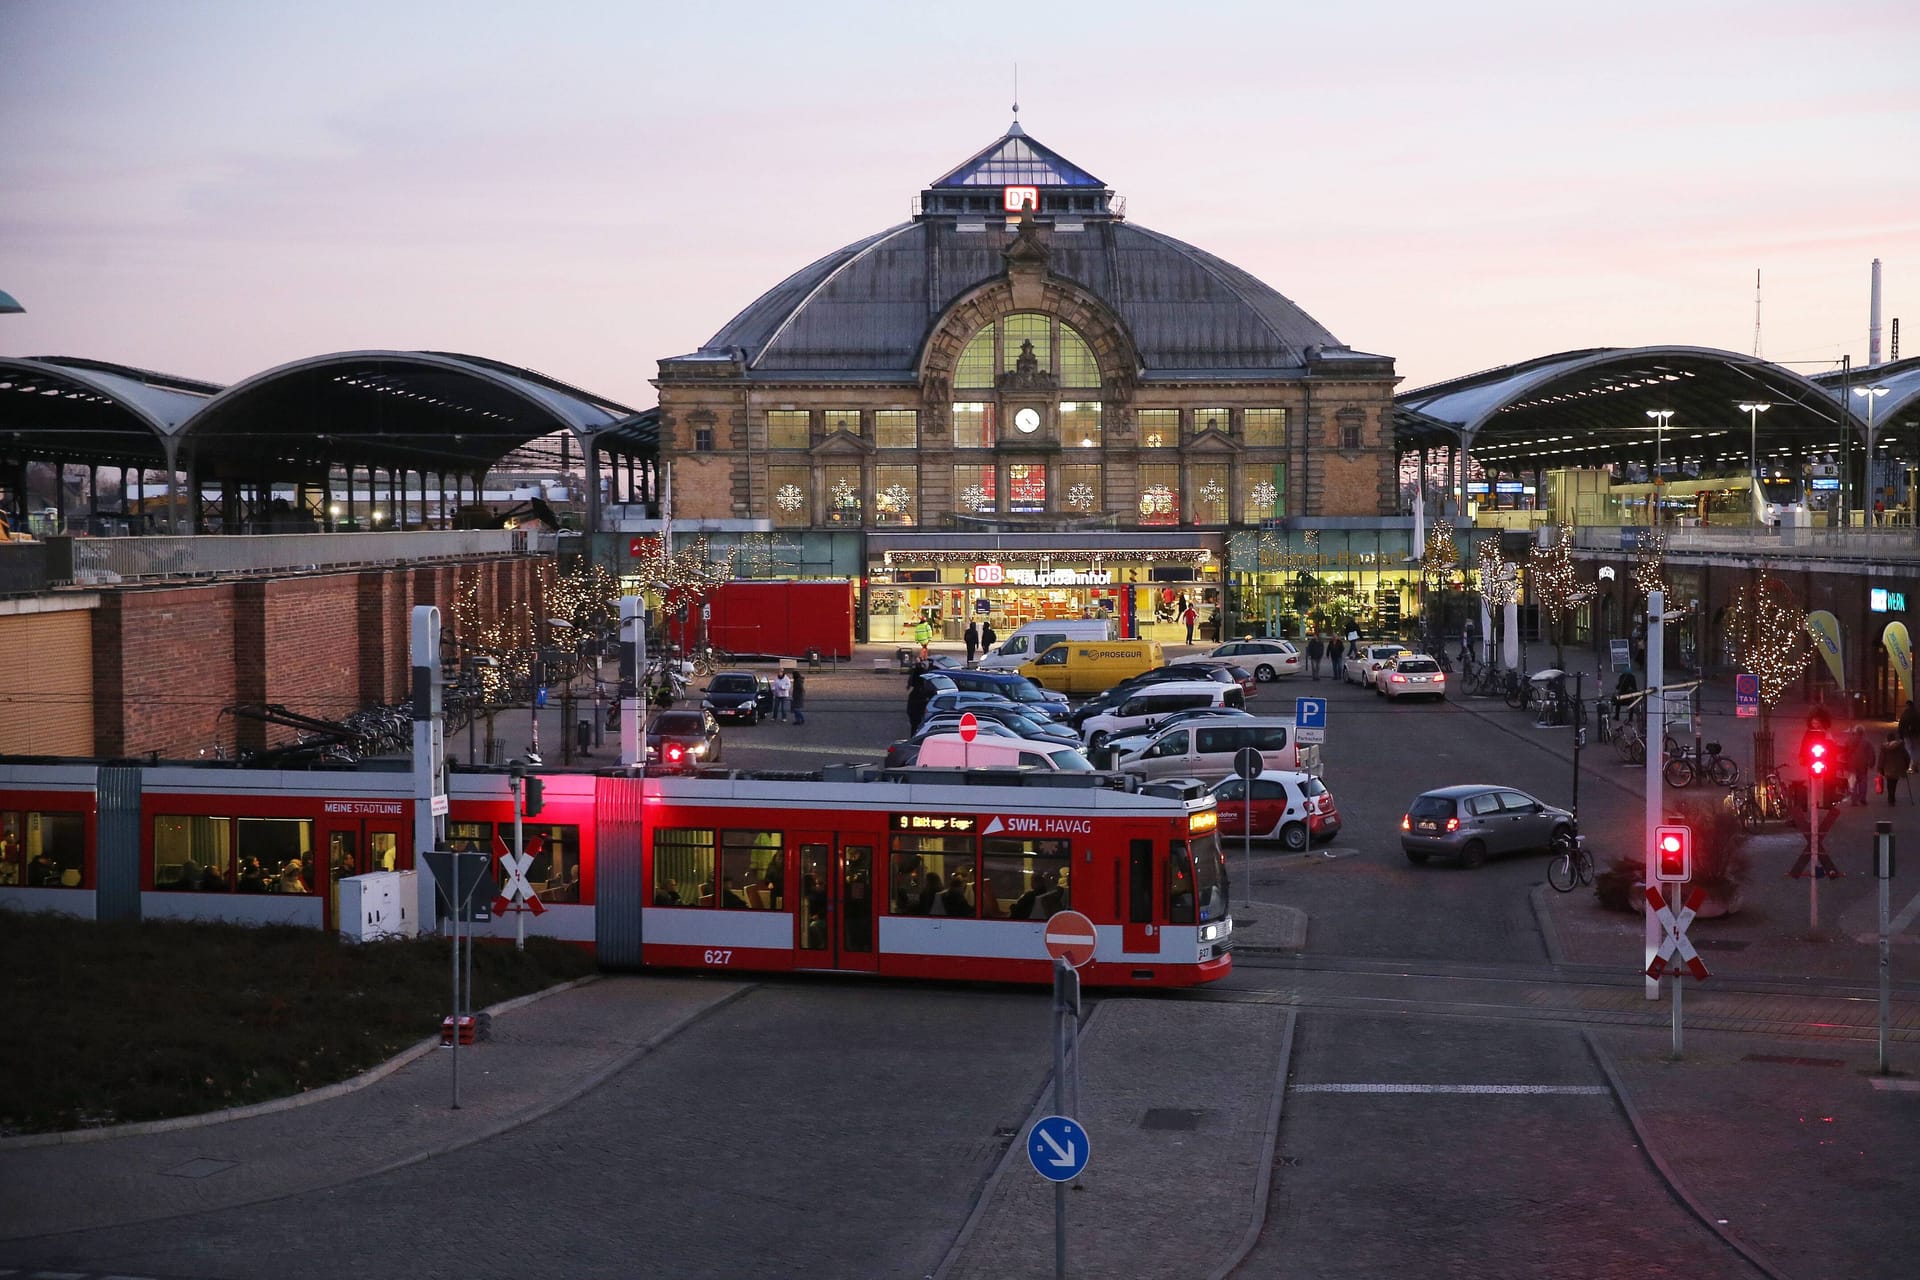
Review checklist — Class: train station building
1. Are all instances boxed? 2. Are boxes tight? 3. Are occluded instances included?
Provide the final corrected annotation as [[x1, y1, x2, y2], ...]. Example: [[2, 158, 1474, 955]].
[[651, 123, 1404, 643]]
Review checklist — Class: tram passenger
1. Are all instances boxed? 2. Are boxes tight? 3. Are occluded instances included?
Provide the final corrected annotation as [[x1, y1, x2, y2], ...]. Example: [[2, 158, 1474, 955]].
[[844, 852, 873, 949], [801, 875, 827, 948], [1036, 874, 1064, 918], [27, 850, 60, 887], [280, 859, 308, 894], [917, 871, 943, 915], [719, 875, 748, 910], [237, 857, 268, 894], [653, 877, 681, 906], [941, 872, 971, 918]]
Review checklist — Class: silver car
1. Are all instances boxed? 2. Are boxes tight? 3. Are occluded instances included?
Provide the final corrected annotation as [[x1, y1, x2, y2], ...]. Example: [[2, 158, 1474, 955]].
[[1400, 785, 1572, 868]]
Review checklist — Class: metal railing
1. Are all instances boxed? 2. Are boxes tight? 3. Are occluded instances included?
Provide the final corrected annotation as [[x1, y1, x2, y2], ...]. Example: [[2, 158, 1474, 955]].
[[1572, 524, 1920, 563], [48, 529, 556, 586], [0, 543, 52, 596]]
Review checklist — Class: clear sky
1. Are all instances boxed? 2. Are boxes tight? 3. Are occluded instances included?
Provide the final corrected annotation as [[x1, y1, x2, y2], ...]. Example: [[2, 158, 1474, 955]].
[[3, 0, 1915, 408]]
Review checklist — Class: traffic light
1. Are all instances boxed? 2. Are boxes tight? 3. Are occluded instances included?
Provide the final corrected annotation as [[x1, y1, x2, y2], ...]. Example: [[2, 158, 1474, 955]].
[[523, 775, 545, 817], [1802, 732, 1832, 779], [1654, 824, 1691, 883]]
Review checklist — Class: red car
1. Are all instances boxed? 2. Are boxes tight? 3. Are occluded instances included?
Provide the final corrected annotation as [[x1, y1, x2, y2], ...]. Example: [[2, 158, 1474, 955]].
[[1210, 772, 1340, 851]]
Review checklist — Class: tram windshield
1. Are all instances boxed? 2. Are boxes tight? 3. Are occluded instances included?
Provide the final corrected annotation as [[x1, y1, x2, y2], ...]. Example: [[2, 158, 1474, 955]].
[[1192, 829, 1228, 922]]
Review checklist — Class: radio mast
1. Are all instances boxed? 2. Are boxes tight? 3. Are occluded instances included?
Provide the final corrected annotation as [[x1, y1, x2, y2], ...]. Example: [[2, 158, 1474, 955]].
[[1752, 269, 1763, 358]]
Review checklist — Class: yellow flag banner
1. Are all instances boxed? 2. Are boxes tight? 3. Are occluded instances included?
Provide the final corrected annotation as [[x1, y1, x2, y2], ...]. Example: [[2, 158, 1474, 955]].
[[1806, 610, 1845, 687], [1885, 621, 1912, 702]]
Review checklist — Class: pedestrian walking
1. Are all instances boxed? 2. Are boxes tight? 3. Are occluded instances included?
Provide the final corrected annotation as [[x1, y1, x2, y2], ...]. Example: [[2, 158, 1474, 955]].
[[1879, 735, 1909, 806], [1182, 604, 1198, 645], [1900, 699, 1920, 775], [772, 669, 793, 722], [906, 664, 933, 731], [1327, 633, 1345, 673], [963, 620, 979, 666], [791, 669, 806, 725], [1612, 667, 1638, 722], [913, 616, 934, 660], [1305, 633, 1325, 680], [1848, 722, 1872, 805], [980, 620, 997, 655]]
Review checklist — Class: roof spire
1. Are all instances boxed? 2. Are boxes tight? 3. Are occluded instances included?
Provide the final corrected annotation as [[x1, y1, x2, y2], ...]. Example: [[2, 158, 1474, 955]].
[[1009, 63, 1024, 136]]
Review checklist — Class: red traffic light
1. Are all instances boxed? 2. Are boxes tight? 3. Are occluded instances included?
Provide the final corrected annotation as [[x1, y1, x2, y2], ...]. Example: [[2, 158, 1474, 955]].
[[1654, 824, 1691, 882], [1803, 733, 1831, 777]]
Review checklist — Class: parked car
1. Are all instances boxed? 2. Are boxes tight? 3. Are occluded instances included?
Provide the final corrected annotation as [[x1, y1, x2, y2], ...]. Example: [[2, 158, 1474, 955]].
[[922, 701, 1080, 745], [1113, 716, 1315, 783], [1380, 654, 1447, 701], [1067, 664, 1243, 729], [885, 717, 1023, 767], [919, 690, 1020, 726], [701, 671, 774, 723], [911, 733, 1096, 771], [975, 619, 1114, 671], [1198, 639, 1301, 682], [923, 669, 1071, 717], [646, 708, 723, 771], [1210, 772, 1341, 850], [1344, 643, 1411, 689], [1400, 785, 1573, 868], [1089, 707, 1252, 768], [1079, 682, 1245, 751]]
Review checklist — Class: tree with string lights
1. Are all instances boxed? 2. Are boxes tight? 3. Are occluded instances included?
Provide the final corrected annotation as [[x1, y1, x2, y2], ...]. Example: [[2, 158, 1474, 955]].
[[1527, 525, 1597, 667], [1724, 567, 1813, 772], [1632, 529, 1667, 601], [1419, 518, 1457, 644]]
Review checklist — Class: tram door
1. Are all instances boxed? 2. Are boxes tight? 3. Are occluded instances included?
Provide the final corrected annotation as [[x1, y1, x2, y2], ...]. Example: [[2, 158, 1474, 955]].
[[323, 819, 404, 931], [792, 832, 878, 972]]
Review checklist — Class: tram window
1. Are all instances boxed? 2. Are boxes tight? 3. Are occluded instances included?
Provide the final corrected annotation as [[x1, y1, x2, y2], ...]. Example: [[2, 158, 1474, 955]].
[[155, 815, 232, 891], [1128, 839, 1153, 924], [517, 824, 581, 899], [368, 831, 400, 873], [239, 818, 314, 895], [981, 836, 1070, 920], [447, 821, 492, 853], [1169, 840, 1196, 925], [889, 833, 977, 917], [8, 810, 85, 888], [721, 830, 782, 909], [654, 828, 715, 906]]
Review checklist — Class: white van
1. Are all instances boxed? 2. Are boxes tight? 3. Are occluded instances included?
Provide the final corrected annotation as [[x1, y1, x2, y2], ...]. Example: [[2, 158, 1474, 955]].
[[1115, 716, 1317, 783], [1078, 681, 1245, 750], [910, 733, 1096, 771], [977, 619, 1114, 671]]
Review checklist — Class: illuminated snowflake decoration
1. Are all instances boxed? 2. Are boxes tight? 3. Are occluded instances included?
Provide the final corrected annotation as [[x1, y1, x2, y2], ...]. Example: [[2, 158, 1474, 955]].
[[880, 484, 911, 514], [1251, 480, 1277, 511], [831, 478, 859, 510], [1067, 483, 1096, 511], [1199, 479, 1225, 512], [775, 484, 804, 512], [961, 484, 991, 512], [1139, 485, 1175, 517], [1145, 432, 1164, 448]]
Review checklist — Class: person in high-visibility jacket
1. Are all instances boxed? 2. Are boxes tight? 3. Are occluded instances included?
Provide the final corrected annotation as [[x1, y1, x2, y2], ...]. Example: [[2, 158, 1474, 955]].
[[913, 617, 933, 659]]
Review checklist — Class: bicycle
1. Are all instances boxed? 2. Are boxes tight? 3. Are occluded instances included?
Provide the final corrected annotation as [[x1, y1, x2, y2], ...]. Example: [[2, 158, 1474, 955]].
[[1614, 718, 1646, 764], [692, 645, 735, 677], [1547, 829, 1594, 893], [1727, 770, 1788, 830], [1504, 673, 1534, 712], [1663, 739, 1740, 789]]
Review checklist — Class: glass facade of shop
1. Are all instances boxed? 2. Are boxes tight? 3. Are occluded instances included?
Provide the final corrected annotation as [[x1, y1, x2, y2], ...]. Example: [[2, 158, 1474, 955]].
[[1226, 527, 1418, 641], [867, 553, 1224, 644]]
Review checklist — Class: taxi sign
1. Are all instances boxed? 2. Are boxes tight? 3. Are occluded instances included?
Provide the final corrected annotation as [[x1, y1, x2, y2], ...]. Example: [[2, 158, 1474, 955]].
[[1043, 909, 1098, 969]]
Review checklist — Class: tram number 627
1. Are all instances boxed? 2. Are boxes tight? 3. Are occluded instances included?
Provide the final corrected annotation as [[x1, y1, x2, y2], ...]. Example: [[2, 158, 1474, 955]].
[[702, 949, 733, 966]]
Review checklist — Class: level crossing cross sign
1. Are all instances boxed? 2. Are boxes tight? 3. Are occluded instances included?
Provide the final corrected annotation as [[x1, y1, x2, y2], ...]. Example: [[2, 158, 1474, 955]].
[[1645, 884, 1708, 981], [492, 849, 546, 917], [1043, 909, 1098, 968]]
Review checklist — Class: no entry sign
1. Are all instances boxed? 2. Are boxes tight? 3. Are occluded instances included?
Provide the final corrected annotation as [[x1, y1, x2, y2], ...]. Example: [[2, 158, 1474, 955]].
[[1043, 909, 1098, 969]]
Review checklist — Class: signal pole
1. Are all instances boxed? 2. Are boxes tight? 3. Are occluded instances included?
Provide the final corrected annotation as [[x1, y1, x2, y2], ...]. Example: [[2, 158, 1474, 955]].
[[1644, 591, 1664, 999]]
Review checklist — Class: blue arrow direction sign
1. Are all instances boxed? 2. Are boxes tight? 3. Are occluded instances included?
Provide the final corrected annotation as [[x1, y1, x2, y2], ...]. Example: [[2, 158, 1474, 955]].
[[1028, 1114, 1090, 1182], [1295, 696, 1327, 730]]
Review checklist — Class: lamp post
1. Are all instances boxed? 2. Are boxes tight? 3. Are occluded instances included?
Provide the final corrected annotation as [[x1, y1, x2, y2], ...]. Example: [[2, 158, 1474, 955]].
[[1739, 402, 1771, 508], [1646, 410, 1675, 525], [1856, 386, 1890, 523]]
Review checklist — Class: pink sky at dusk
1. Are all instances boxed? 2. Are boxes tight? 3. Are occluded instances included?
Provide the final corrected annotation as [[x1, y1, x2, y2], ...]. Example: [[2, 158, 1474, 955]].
[[3, 0, 1915, 410]]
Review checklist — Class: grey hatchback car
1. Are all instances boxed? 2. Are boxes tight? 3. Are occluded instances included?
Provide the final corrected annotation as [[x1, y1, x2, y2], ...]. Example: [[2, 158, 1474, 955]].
[[1400, 785, 1572, 868]]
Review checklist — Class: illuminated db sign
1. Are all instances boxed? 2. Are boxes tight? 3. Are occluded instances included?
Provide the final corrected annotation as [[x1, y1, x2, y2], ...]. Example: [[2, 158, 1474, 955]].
[[1003, 185, 1039, 213], [972, 563, 1006, 585]]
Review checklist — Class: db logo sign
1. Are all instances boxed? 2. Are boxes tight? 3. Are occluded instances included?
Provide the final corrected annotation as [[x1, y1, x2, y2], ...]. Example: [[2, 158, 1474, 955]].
[[1002, 185, 1038, 213], [972, 563, 1005, 585]]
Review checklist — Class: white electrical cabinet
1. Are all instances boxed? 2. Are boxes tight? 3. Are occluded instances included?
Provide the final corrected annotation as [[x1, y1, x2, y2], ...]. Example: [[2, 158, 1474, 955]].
[[338, 870, 420, 942]]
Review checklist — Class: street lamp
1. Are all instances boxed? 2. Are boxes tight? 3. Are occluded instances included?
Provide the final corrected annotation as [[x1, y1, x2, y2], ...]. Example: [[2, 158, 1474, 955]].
[[1738, 402, 1771, 511], [1855, 386, 1890, 523], [1646, 410, 1675, 525]]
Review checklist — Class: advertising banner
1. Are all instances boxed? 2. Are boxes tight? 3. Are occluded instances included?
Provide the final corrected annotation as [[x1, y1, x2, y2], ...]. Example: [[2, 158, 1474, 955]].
[[1884, 620, 1912, 701], [1806, 610, 1845, 687]]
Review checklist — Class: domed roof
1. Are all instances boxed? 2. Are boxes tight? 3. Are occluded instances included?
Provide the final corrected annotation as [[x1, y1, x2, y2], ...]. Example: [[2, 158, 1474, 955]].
[[669, 129, 1364, 381]]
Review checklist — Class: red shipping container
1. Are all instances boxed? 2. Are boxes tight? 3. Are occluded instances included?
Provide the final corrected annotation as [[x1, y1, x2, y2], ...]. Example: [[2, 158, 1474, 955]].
[[672, 580, 855, 660]]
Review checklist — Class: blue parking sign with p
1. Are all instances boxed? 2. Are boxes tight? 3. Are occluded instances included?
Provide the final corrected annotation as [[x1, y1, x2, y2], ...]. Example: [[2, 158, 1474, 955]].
[[1295, 697, 1327, 730]]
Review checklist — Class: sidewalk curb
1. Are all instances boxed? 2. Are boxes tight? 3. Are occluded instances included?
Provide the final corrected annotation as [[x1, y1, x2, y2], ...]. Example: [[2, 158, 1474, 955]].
[[0, 974, 606, 1151], [1206, 1008, 1297, 1280], [931, 1000, 1111, 1280], [1582, 1029, 1794, 1280], [1530, 883, 1569, 967]]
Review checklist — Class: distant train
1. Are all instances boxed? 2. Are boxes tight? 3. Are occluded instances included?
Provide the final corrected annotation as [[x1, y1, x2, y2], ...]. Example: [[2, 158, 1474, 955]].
[[1607, 473, 1805, 527], [0, 760, 1232, 988]]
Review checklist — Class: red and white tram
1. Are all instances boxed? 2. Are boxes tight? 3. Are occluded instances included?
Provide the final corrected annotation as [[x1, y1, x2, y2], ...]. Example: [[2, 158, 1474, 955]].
[[0, 762, 1234, 988]]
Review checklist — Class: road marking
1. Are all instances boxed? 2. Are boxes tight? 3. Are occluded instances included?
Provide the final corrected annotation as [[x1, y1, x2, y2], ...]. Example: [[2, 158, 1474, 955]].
[[1291, 1083, 1609, 1095], [1869, 1077, 1920, 1092]]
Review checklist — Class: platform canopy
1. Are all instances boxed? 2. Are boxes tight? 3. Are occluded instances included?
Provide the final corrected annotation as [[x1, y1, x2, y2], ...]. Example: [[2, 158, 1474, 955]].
[[181, 350, 637, 479], [1394, 346, 1857, 476], [0, 356, 220, 468]]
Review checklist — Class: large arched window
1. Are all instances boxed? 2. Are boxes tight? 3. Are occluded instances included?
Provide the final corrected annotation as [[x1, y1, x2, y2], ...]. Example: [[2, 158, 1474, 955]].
[[952, 314, 1103, 390]]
